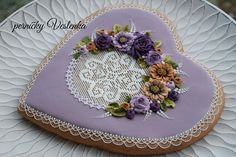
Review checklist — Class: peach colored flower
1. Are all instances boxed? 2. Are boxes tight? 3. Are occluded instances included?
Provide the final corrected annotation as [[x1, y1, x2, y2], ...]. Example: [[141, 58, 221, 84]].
[[86, 42, 97, 52], [143, 79, 168, 102], [149, 63, 174, 82], [119, 102, 131, 111], [172, 75, 183, 87]]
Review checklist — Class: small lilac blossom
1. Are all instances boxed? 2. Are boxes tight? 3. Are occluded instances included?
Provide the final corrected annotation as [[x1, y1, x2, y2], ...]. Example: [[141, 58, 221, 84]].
[[146, 51, 162, 66], [130, 95, 150, 114], [166, 81, 175, 90], [79, 46, 89, 55]]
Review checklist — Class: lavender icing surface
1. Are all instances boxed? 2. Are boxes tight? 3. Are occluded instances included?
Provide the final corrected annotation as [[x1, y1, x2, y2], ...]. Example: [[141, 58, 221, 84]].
[[25, 8, 214, 138]]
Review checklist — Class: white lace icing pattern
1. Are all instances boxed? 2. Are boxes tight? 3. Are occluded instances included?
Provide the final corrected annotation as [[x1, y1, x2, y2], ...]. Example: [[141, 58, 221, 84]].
[[66, 51, 147, 109]]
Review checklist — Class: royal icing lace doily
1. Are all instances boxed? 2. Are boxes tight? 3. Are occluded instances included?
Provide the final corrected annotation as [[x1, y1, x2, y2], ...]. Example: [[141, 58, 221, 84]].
[[66, 51, 147, 109]]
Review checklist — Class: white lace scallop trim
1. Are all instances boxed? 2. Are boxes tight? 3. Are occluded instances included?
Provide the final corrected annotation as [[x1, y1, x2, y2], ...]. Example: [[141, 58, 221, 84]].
[[18, 75, 223, 149], [18, 5, 224, 149]]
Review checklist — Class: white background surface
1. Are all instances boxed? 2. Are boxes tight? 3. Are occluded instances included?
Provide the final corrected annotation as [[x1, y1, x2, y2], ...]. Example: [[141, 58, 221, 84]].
[[0, 0, 236, 156]]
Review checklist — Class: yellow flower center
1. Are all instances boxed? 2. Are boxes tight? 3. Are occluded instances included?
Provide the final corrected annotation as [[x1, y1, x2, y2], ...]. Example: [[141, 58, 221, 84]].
[[119, 37, 127, 43], [150, 85, 160, 94], [157, 68, 167, 76]]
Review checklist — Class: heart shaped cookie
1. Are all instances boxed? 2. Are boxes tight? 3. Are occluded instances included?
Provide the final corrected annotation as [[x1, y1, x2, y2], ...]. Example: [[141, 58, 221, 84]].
[[18, 5, 224, 155]]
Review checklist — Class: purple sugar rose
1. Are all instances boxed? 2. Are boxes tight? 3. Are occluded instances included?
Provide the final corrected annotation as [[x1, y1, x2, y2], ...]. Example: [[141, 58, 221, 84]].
[[94, 35, 112, 50], [166, 81, 175, 90], [146, 51, 162, 66], [113, 32, 134, 52], [128, 34, 154, 59], [150, 101, 160, 113], [133, 31, 142, 37], [168, 90, 179, 102], [130, 95, 150, 114], [126, 110, 135, 120]]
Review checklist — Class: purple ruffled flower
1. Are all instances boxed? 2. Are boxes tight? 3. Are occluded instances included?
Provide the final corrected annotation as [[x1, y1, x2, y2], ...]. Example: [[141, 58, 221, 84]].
[[113, 32, 134, 52], [150, 101, 160, 113], [128, 34, 154, 59], [166, 81, 175, 90], [130, 95, 150, 114], [168, 90, 179, 102], [133, 31, 142, 37], [94, 35, 112, 50], [126, 110, 135, 120], [146, 51, 162, 66]]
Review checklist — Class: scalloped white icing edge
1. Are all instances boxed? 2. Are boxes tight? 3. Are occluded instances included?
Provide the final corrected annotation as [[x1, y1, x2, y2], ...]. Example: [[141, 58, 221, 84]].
[[18, 4, 224, 149]]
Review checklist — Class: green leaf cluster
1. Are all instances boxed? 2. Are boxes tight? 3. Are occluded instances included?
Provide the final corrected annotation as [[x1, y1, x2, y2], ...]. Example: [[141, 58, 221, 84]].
[[112, 24, 130, 33], [105, 103, 126, 117], [141, 75, 150, 82], [137, 57, 148, 68], [164, 56, 178, 69], [73, 52, 80, 60], [160, 98, 175, 112]]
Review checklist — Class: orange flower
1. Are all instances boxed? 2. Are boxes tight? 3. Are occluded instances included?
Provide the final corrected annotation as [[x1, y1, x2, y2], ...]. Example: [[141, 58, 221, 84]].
[[143, 79, 168, 102], [96, 29, 109, 36], [154, 47, 163, 55], [149, 63, 174, 82], [86, 42, 97, 52], [108, 30, 115, 36], [172, 75, 182, 87], [119, 102, 131, 111]]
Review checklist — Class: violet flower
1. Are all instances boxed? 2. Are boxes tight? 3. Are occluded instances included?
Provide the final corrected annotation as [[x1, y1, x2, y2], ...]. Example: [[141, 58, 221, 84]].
[[146, 51, 162, 66], [113, 32, 134, 52], [149, 101, 160, 113], [168, 90, 179, 102], [166, 81, 175, 90], [126, 110, 135, 120], [130, 95, 150, 114], [128, 34, 154, 59], [94, 34, 112, 50]]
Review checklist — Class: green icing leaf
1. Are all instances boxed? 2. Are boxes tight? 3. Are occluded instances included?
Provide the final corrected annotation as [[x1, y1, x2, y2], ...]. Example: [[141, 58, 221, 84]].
[[137, 57, 148, 68], [79, 41, 86, 46], [154, 40, 162, 48], [123, 25, 130, 32], [175, 84, 181, 89], [105, 103, 127, 117], [144, 32, 151, 37], [107, 102, 119, 108], [124, 96, 132, 103], [113, 24, 122, 33], [164, 56, 179, 69], [139, 62, 148, 68], [163, 98, 176, 108], [142, 75, 150, 82], [105, 107, 114, 113], [111, 108, 126, 117], [105, 103, 119, 113], [108, 47, 113, 52], [73, 52, 80, 60], [81, 36, 91, 44], [74, 41, 86, 50], [160, 103, 167, 112]]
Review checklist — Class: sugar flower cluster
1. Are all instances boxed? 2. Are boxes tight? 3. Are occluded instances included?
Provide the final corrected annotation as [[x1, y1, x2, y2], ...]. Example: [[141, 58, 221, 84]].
[[73, 23, 183, 120]]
